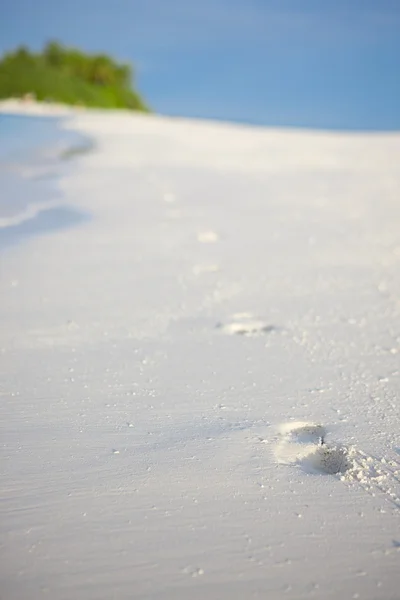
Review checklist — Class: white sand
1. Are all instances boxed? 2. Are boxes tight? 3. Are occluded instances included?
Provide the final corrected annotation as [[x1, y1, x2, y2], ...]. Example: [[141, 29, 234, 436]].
[[0, 98, 80, 116], [1, 104, 400, 599]]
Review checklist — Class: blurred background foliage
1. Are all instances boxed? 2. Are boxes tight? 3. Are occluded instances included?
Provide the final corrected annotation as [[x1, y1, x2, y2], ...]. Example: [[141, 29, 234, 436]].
[[0, 40, 149, 110]]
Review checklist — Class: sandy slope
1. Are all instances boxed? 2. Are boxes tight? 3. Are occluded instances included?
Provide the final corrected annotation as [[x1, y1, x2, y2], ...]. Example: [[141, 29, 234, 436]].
[[0, 98, 79, 116], [1, 108, 400, 599]]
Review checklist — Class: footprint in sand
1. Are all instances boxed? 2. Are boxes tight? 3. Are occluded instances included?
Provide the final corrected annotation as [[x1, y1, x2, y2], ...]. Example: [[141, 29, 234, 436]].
[[197, 230, 219, 243], [216, 312, 278, 337], [163, 192, 176, 203], [192, 264, 220, 275], [166, 209, 182, 219], [275, 421, 350, 475], [274, 421, 400, 507]]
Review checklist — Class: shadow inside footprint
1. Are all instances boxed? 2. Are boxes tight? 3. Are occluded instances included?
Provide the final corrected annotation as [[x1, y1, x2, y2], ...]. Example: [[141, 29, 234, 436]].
[[302, 445, 352, 475], [276, 421, 352, 476], [289, 424, 327, 445], [216, 320, 278, 337]]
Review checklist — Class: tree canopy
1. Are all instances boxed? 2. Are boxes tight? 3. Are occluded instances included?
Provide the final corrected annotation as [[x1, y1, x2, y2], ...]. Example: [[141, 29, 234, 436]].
[[0, 41, 149, 111]]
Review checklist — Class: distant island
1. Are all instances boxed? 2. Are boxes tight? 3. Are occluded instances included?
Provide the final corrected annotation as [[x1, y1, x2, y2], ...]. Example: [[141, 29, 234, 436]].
[[0, 41, 149, 111]]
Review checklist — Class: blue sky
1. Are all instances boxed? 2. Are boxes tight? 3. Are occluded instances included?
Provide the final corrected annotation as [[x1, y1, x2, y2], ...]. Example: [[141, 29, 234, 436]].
[[1, 0, 400, 129]]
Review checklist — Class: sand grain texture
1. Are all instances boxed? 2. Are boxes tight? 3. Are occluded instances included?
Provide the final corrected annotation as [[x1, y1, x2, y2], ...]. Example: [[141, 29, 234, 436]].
[[1, 108, 400, 599]]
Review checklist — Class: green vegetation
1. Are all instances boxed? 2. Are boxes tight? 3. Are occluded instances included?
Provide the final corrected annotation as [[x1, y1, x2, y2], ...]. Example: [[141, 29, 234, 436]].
[[0, 41, 149, 111]]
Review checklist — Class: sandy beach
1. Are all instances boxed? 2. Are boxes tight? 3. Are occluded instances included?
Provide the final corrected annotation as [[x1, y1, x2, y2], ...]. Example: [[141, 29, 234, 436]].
[[0, 98, 80, 116], [1, 101, 400, 599]]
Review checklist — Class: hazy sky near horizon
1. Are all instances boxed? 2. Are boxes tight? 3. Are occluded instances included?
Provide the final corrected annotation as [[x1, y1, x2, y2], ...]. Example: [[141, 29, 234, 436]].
[[1, 0, 400, 129]]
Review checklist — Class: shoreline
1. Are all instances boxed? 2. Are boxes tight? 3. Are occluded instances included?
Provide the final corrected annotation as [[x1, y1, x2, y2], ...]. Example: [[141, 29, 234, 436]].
[[2, 98, 400, 136], [0, 108, 92, 251], [0, 204, 88, 251], [0, 98, 83, 117]]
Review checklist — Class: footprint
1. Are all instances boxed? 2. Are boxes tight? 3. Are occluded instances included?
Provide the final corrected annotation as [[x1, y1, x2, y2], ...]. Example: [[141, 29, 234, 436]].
[[197, 230, 219, 243], [217, 312, 277, 337], [274, 421, 400, 507], [163, 192, 176, 203], [192, 264, 220, 275], [166, 209, 182, 219], [279, 422, 327, 445], [275, 421, 349, 475], [305, 444, 352, 475]]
